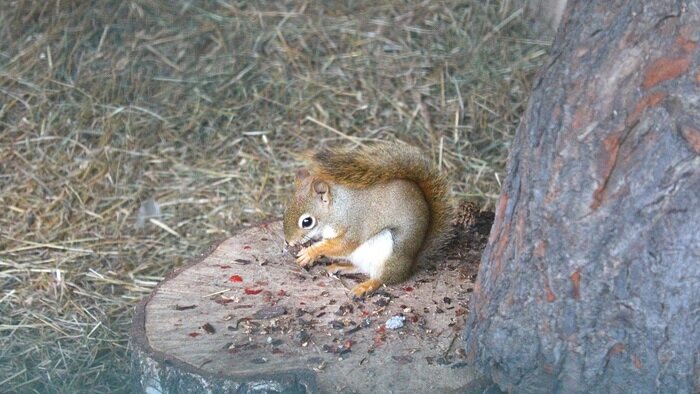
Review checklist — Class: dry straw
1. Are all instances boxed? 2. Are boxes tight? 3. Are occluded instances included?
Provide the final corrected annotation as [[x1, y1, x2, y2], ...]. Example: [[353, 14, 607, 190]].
[[0, 0, 547, 391]]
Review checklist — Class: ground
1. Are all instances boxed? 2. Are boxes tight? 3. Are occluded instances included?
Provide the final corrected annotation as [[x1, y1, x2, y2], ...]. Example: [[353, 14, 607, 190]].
[[0, 1, 547, 392]]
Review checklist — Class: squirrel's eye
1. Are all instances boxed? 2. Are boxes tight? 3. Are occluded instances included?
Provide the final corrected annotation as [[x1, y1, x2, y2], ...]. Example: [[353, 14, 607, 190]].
[[298, 214, 315, 230]]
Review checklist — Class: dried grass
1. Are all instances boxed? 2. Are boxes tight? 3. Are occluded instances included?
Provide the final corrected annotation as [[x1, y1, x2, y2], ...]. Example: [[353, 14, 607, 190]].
[[0, 0, 548, 391]]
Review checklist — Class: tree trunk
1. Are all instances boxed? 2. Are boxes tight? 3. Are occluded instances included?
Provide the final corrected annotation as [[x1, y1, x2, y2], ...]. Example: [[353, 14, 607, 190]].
[[464, 1, 700, 393]]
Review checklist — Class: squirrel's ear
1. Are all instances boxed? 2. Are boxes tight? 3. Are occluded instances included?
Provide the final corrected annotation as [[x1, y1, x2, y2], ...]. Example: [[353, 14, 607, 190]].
[[295, 168, 310, 181], [294, 169, 310, 187], [312, 180, 331, 204]]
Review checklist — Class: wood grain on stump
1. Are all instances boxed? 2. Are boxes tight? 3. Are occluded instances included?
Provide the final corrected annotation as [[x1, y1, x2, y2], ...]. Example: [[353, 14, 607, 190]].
[[130, 206, 492, 393]]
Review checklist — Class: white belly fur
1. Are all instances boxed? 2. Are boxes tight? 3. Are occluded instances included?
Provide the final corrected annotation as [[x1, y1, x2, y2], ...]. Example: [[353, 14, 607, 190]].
[[347, 229, 393, 279]]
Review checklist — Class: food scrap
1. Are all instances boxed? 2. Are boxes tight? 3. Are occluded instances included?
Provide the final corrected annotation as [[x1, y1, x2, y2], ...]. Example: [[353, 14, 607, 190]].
[[385, 315, 406, 330], [174, 304, 197, 311]]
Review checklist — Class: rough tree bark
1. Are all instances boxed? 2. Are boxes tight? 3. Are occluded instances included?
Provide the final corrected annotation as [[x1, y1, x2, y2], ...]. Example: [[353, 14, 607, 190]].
[[465, 1, 700, 393]]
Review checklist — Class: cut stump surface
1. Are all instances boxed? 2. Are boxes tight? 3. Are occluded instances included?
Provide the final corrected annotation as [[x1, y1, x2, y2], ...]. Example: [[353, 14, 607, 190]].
[[131, 206, 492, 393]]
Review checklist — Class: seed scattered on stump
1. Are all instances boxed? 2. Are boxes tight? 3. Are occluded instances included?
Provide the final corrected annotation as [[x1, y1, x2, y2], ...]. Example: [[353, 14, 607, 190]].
[[252, 305, 286, 320], [201, 323, 216, 334], [174, 304, 197, 311]]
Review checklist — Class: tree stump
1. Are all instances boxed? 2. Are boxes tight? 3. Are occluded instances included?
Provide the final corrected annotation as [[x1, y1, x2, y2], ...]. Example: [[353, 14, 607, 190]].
[[130, 205, 493, 393]]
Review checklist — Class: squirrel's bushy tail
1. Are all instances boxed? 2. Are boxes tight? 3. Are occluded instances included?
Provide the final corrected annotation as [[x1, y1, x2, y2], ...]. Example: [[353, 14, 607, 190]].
[[308, 143, 453, 264]]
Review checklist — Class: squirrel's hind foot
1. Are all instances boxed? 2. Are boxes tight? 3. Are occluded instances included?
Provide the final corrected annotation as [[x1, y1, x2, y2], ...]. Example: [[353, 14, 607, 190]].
[[350, 279, 382, 298]]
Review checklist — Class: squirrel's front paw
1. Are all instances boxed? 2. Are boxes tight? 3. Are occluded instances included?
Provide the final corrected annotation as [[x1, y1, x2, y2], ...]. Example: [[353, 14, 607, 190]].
[[296, 246, 318, 267]]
